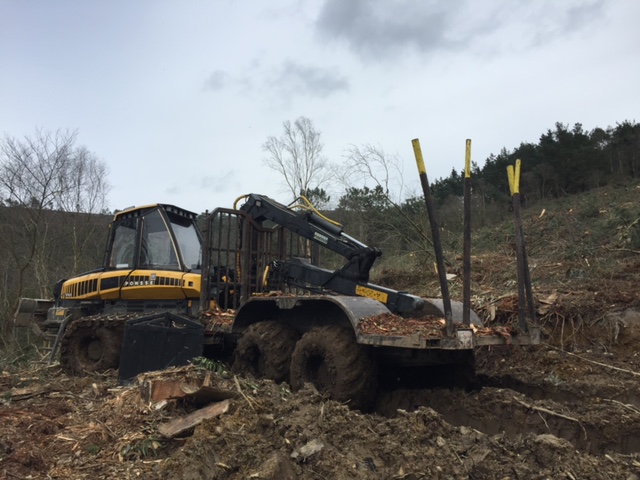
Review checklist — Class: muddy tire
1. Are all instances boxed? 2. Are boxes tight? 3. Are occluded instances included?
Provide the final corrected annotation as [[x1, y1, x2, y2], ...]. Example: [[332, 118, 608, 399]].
[[233, 321, 299, 383], [453, 350, 477, 390], [60, 315, 125, 375], [290, 325, 377, 411]]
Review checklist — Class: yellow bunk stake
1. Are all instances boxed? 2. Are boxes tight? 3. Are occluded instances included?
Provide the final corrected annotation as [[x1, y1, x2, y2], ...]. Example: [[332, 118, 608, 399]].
[[463, 139, 472, 326], [506, 159, 534, 331], [411, 138, 453, 334]]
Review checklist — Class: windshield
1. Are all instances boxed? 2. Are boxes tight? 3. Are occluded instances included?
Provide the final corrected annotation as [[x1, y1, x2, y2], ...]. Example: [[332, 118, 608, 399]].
[[139, 210, 180, 269]]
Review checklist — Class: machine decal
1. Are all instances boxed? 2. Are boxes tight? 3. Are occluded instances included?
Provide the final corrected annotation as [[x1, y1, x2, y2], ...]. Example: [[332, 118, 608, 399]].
[[355, 285, 389, 303], [313, 232, 329, 244]]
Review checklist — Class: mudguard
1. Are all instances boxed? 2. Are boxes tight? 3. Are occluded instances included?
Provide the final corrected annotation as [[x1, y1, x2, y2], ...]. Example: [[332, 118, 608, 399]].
[[230, 294, 480, 332]]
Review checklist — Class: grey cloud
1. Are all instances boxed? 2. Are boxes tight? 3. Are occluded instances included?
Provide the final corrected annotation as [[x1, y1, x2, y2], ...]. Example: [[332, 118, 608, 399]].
[[199, 171, 236, 192], [315, 0, 461, 60], [165, 172, 237, 197], [203, 61, 347, 102], [271, 61, 349, 99], [204, 70, 231, 91], [554, 1, 605, 37], [315, 0, 605, 61], [164, 185, 182, 195], [525, 1, 605, 47]]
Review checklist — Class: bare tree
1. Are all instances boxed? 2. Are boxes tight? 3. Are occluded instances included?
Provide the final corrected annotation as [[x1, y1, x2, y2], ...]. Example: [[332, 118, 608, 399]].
[[340, 144, 443, 266], [55, 145, 110, 214], [53, 145, 111, 273], [0, 129, 111, 336], [341, 143, 404, 197], [262, 117, 332, 202]]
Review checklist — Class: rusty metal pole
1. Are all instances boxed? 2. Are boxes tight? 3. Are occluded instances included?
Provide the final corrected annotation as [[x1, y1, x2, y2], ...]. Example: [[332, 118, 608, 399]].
[[513, 161, 536, 327], [412, 138, 453, 335], [508, 161, 528, 332], [463, 140, 472, 327]]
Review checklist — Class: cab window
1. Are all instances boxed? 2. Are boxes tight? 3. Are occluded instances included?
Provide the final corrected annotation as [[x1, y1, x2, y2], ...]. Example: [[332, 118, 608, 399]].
[[109, 218, 137, 269], [167, 211, 201, 270], [140, 210, 180, 269]]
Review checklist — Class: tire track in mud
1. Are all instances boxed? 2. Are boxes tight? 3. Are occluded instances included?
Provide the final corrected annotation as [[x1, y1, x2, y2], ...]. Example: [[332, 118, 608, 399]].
[[374, 373, 640, 455]]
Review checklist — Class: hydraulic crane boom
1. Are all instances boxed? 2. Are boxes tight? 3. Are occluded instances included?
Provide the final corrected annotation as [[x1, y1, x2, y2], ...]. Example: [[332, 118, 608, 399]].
[[239, 193, 380, 282], [238, 194, 425, 314]]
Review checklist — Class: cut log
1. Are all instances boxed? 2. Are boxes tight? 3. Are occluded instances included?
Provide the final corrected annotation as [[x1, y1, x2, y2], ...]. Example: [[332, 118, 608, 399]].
[[3, 385, 53, 401], [140, 378, 235, 405], [158, 399, 230, 438]]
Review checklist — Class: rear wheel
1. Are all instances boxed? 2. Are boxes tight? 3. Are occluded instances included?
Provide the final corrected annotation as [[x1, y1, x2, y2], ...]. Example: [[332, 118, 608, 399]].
[[60, 318, 123, 375], [453, 350, 477, 390], [232, 321, 299, 383], [290, 325, 377, 411]]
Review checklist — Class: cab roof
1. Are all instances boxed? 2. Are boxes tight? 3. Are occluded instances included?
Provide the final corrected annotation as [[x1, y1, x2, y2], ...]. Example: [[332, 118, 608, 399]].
[[113, 203, 198, 221]]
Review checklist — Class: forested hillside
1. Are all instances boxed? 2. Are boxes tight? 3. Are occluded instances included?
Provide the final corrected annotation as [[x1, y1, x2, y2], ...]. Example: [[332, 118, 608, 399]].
[[0, 208, 110, 339], [431, 120, 640, 204]]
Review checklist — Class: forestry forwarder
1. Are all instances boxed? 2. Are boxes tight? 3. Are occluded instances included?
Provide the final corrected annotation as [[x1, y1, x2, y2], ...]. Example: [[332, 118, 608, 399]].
[[16, 194, 539, 409]]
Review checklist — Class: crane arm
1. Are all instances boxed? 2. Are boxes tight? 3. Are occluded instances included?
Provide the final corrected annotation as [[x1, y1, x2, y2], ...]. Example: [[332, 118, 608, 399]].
[[239, 193, 381, 282], [239, 194, 424, 313]]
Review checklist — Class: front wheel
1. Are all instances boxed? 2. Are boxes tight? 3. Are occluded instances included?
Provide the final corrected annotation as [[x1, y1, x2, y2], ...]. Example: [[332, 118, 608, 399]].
[[289, 325, 377, 411]]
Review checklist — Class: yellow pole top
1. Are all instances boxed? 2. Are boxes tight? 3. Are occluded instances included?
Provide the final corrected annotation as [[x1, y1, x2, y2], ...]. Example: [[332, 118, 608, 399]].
[[514, 159, 521, 194], [412, 138, 426, 175], [507, 165, 515, 196], [465, 139, 471, 178]]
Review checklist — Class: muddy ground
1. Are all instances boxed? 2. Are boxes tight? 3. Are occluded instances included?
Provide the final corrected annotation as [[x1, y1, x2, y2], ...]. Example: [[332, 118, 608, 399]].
[[4, 211, 640, 480], [2, 306, 640, 480]]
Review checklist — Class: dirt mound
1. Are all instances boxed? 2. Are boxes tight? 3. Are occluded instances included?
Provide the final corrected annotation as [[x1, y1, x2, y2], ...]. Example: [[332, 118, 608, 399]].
[[3, 345, 640, 480], [161, 378, 636, 480]]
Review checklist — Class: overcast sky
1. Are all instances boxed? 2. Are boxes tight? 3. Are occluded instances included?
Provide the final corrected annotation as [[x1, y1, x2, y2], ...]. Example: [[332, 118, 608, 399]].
[[1, 0, 638, 213]]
